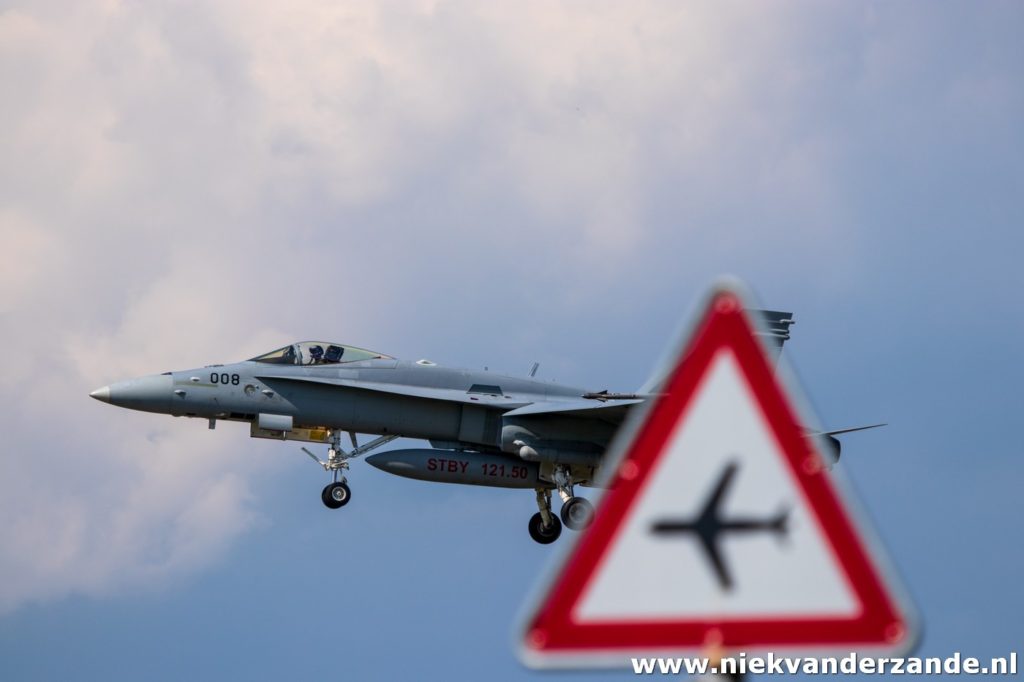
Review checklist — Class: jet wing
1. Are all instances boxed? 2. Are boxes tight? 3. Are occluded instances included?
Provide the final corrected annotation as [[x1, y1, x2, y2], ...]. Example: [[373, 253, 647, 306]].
[[254, 374, 530, 408], [502, 398, 642, 424]]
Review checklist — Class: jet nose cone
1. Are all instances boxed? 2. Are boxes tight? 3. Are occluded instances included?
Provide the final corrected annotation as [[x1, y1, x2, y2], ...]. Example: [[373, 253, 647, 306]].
[[94, 374, 174, 413]]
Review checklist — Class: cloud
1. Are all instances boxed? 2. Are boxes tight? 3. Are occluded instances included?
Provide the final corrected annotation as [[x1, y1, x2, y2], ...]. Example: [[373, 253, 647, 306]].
[[1, 1, 1020, 614]]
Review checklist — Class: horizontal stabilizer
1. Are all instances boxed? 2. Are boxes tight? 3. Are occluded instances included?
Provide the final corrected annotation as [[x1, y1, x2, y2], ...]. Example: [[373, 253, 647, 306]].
[[811, 423, 887, 467], [819, 423, 888, 437]]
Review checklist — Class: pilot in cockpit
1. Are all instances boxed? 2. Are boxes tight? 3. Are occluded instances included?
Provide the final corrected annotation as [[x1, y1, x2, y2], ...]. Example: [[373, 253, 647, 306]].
[[308, 345, 325, 365], [281, 344, 297, 365]]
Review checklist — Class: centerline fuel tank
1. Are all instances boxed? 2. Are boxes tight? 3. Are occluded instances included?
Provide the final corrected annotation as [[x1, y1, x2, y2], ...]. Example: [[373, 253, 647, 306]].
[[366, 449, 543, 489]]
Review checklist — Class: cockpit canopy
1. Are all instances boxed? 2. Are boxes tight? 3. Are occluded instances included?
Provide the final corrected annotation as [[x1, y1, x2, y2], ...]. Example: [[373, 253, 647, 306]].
[[250, 342, 392, 366]]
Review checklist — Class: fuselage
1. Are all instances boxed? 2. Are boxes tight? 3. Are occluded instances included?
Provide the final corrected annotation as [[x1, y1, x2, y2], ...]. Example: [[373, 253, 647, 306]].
[[92, 356, 593, 450]]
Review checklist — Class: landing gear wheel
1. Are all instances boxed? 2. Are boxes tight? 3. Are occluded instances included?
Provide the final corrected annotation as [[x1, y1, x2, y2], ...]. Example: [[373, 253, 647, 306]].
[[560, 497, 595, 530], [321, 481, 351, 509], [528, 512, 562, 544]]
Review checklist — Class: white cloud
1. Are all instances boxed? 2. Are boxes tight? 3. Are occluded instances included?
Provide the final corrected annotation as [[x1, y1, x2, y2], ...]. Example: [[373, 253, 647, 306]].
[[1, 1, 1018, 613]]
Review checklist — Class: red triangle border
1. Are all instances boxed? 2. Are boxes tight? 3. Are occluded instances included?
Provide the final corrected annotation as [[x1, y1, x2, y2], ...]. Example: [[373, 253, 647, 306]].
[[525, 291, 909, 654]]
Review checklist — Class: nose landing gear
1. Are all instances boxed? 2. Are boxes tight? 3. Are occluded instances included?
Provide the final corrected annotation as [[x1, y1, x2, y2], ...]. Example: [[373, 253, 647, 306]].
[[302, 431, 397, 509], [322, 481, 351, 508]]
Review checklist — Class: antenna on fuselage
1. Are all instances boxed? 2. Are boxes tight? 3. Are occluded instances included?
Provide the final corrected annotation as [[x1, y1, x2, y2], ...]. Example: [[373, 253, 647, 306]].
[[529, 362, 540, 378]]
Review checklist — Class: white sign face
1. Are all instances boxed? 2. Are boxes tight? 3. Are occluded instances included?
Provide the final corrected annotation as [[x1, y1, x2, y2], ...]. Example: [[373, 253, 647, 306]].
[[519, 284, 916, 668], [576, 348, 857, 620]]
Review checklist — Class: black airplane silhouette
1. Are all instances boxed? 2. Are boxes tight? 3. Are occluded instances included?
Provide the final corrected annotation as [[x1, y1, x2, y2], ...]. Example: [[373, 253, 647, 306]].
[[650, 461, 789, 591]]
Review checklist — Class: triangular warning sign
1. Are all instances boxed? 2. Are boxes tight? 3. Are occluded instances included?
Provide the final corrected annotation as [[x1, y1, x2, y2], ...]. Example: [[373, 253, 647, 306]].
[[520, 283, 916, 667]]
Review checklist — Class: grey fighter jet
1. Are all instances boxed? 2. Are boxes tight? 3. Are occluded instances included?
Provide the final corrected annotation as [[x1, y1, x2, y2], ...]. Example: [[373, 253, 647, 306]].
[[89, 312, 876, 544]]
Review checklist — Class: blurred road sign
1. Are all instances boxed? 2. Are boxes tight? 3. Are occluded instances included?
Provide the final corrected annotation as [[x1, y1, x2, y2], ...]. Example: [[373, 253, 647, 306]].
[[519, 282, 917, 668]]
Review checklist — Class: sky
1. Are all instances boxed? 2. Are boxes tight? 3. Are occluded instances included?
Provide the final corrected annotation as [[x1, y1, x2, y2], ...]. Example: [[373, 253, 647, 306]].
[[0, 1, 1021, 680]]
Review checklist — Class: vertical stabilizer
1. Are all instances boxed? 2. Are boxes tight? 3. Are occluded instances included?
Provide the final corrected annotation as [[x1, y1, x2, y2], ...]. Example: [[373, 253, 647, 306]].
[[639, 309, 793, 393], [753, 309, 795, 364]]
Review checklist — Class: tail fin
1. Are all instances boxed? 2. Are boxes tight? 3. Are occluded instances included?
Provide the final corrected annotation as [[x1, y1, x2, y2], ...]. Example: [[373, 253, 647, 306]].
[[753, 309, 795, 364], [639, 308, 794, 393]]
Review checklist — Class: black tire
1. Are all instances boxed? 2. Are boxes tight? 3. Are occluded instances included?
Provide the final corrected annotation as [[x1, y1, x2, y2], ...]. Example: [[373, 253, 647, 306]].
[[528, 512, 562, 544], [560, 497, 595, 531], [321, 481, 351, 509]]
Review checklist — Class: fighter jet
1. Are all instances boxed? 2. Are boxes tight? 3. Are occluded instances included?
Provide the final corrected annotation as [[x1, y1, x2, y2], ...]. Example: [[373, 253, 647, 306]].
[[89, 311, 875, 544]]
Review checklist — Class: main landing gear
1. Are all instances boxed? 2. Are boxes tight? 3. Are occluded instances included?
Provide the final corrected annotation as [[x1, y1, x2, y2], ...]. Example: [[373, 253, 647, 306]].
[[529, 489, 562, 544], [561, 496, 595, 530], [528, 466, 595, 544], [302, 430, 397, 509]]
